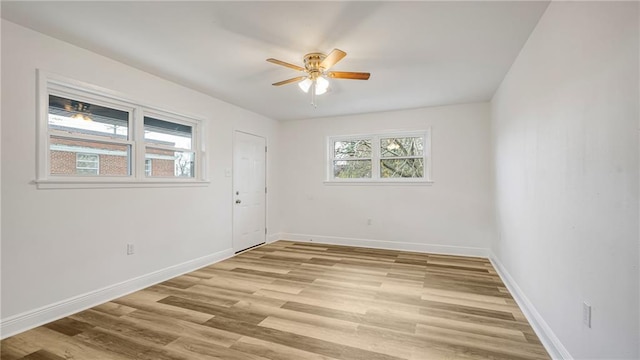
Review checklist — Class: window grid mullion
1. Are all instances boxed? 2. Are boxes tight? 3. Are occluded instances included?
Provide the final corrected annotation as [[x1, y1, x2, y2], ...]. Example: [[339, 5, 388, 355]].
[[131, 106, 144, 179], [144, 143, 190, 153], [192, 122, 199, 179], [380, 155, 423, 159], [372, 135, 380, 180]]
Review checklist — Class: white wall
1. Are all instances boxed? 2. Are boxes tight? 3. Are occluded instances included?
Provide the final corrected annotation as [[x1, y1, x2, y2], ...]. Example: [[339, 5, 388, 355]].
[[491, 2, 639, 358], [0, 20, 280, 334], [278, 103, 495, 256]]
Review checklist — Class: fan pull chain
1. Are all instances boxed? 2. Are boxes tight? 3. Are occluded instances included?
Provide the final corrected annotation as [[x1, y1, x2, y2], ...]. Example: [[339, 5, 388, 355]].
[[310, 79, 317, 108]]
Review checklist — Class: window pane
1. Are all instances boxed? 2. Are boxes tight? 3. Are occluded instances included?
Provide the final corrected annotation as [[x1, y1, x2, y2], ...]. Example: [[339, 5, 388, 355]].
[[380, 158, 424, 178], [145, 159, 152, 177], [145, 147, 194, 178], [333, 160, 372, 178], [334, 139, 371, 159], [380, 137, 423, 157], [48, 95, 129, 140], [144, 117, 192, 150], [50, 136, 130, 176], [76, 153, 99, 175]]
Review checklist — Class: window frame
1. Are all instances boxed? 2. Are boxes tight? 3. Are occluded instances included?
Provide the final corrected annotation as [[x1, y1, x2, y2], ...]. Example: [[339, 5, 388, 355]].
[[36, 70, 209, 189], [326, 130, 432, 184]]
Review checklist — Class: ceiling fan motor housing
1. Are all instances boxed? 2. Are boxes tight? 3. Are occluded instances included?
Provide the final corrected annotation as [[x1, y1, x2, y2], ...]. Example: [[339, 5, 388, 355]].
[[304, 53, 326, 79]]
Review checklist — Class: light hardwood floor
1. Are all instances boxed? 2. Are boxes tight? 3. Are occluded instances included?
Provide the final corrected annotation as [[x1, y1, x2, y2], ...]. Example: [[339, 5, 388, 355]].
[[1, 241, 550, 360]]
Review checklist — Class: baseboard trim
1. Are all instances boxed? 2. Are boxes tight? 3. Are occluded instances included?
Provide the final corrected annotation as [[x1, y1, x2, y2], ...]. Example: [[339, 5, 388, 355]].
[[278, 233, 489, 258], [0, 248, 234, 340], [489, 252, 572, 360]]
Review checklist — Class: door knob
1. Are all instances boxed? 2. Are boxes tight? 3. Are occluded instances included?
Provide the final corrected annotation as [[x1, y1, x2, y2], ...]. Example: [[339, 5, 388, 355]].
[[235, 199, 242, 204]]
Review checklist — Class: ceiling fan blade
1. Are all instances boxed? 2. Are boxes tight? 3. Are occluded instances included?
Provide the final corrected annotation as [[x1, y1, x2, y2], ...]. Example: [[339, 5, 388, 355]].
[[327, 71, 370, 80], [272, 76, 307, 86], [266, 58, 305, 72], [320, 49, 347, 70]]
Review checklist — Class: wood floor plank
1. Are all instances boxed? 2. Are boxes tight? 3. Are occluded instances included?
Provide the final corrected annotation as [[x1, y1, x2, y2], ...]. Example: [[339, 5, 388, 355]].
[[0, 335, 41, 360], [91, 301, 138, 317], [42, 317, 95, 337], [73, 327, 188, 360], [415, 324, 550, 359], [70, 308, 180, 346], [204, 316, 404, 360], [232, 300, 359, 334], [366, 307, 528, 343], [259, 316, 416, 359], [15, 350, 65, 360], [230, 336, 341, 360], [253, 288, 370, 314], [1, 241, 550, 360], [158, 296, 269, 324], [111, 291, 215, 324], [7, 327, 133, 360], [165, 336, 271, 360], [124, 309, 243, 347], [145, 283, 241, 307]]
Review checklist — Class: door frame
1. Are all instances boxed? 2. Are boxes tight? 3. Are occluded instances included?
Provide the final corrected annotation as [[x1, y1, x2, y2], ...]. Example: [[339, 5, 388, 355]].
[[232, 130, 267, 253]]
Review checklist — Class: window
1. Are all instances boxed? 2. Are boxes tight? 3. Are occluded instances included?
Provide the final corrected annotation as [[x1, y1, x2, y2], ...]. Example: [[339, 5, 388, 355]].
[[379, 136, 424, 178], [144, 116, 194, 178], [145, 159, 152, 177], [48, 94, 132, 177], [327, 131, 431, 183], [37, 71, 206, 188], [76, 153, 99, 175], [333, 139, 372, 178]]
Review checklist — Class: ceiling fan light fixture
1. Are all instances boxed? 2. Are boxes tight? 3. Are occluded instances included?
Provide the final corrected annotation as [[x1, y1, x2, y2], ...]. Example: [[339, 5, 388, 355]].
[[298, 76, 329, 95], [71, 113, 92, 122], [267, 48, 370, 107], [315, 76, 329, 95], [298, 78, 313, 93]]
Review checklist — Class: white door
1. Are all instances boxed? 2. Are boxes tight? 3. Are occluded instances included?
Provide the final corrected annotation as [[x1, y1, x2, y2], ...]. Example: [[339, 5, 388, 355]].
[[233, 131, 266, 253]]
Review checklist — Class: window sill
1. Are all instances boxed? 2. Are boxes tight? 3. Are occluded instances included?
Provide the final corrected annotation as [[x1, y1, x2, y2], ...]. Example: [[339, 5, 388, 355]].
[[34, 178, 210, 189], [323, 180, 434, 186]]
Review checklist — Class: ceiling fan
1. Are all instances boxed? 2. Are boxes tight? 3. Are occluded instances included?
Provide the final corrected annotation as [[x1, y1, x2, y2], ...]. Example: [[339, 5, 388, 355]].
[[267, 49, 370, 107]]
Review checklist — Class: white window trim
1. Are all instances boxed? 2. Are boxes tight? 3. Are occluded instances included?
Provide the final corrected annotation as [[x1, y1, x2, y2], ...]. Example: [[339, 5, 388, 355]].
[[325, 130, 433, 185], [36, 70, 209, 189]]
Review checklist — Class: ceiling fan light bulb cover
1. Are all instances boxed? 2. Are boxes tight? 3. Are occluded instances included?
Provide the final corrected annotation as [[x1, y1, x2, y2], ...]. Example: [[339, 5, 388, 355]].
[[316, 76, 329, 95], [298, 78, 312, 93]]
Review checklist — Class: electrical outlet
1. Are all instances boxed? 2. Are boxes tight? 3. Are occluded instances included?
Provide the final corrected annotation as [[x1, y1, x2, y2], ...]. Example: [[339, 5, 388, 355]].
[[583, 302, 591, 328], [367, 219, 372, 225], [127, 243, 135, 255]]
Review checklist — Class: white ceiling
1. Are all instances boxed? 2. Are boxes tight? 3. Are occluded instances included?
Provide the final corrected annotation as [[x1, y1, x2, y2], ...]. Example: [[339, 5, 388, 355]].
[[1, 1, 549, 121]]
